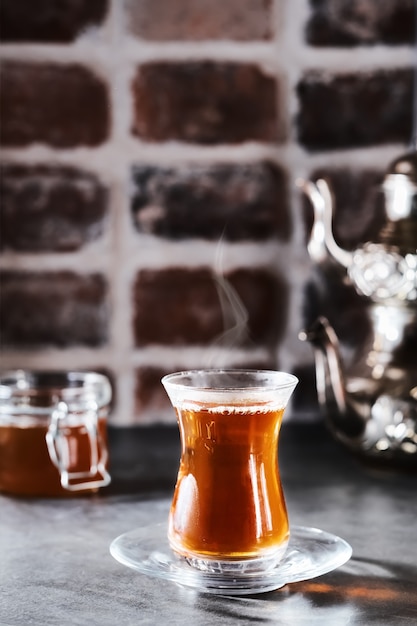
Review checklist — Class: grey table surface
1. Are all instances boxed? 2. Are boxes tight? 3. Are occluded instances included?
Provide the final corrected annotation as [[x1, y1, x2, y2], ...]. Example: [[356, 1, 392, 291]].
[[1, 421, 416, 626]]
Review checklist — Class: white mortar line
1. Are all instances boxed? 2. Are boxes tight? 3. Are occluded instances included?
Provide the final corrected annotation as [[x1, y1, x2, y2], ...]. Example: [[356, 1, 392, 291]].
[[129, 345, 274, 367], [0, 38, 413, 69], [0, 348, 114, 371], [1, 141, 407, 177], [99, 0, 138, 425], [269, 0, 311, 375]]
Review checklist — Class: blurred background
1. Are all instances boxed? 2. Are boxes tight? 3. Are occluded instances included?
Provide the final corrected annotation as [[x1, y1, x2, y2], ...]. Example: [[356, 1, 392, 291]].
[[0, 0, 415, 425]]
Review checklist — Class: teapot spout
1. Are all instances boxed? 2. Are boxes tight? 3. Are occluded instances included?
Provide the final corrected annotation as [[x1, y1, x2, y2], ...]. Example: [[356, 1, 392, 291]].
[[297, 178, 352, 268], [300, 317, 364, 439]]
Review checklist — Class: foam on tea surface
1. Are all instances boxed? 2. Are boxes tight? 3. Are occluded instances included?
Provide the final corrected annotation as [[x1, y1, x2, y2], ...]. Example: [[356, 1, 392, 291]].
[[163, 369, 298, 412]]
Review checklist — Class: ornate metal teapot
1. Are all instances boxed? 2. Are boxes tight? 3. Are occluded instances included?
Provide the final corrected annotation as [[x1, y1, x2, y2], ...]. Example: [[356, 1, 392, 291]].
[[299, 150, 417, 470]]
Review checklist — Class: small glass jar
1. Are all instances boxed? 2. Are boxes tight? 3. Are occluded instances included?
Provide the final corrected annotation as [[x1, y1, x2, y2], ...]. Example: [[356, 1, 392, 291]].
[[0, 370, 111, 497]]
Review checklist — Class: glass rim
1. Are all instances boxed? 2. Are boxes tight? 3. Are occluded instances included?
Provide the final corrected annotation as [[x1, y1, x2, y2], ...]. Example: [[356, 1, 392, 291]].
[[161, 369, 298, 393]]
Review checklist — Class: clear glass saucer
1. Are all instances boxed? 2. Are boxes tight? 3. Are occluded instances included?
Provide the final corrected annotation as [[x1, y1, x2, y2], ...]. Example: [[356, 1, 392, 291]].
[[110, 523, 352, 596]]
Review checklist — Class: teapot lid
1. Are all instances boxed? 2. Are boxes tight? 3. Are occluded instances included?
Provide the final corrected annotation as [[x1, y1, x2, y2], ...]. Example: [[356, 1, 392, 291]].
[[379, 149, 417, 253], [387, 150, 417, 182]]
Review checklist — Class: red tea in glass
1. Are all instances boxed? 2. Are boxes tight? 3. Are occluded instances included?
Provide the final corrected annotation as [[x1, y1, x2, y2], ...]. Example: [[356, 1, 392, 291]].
[[162, 370, 298, 573]]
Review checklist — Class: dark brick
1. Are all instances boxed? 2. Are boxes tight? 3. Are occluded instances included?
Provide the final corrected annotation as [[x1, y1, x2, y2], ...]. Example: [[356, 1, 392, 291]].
[[296, 69, 413, 151], [131, 162, 290, 241], [303, 167, 385, 251], [0, 62, 110, 148], [301, 276, 373, 377], [0, 164, 109, 252], [131, 62, 279, 144], [0, 271, 108, 348], [0, 0, 108, 43], [125, 0, 273, 41], [302, 265, 371, 358], [229, 269, 288, 344], [135, 366, 174, 415], [306, 0, 416, 46], [132, 267, 287, 347]]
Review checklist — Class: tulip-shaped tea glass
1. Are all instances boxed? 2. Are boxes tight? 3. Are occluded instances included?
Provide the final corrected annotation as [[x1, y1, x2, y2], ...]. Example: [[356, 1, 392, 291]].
[[162, 369, 298, 575]]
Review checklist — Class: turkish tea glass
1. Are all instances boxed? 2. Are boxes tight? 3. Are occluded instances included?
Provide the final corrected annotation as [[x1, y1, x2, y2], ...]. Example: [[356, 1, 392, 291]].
[[162, 369, 298, 574]]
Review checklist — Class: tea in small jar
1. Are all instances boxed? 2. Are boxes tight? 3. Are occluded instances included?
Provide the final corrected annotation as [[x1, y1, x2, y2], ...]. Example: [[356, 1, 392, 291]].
[[0, 370, 111, 497]]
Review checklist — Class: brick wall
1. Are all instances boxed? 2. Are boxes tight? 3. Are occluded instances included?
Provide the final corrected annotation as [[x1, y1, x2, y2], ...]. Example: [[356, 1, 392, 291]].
[[0, 0, 415, 424]]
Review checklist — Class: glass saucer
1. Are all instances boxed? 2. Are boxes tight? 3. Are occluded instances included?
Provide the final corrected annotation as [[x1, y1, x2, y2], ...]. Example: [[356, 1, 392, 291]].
[[110, 523, 352, 596]]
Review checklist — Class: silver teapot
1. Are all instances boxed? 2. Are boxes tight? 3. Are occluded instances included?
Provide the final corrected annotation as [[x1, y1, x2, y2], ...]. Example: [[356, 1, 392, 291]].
[[299, 150, 417, 470]]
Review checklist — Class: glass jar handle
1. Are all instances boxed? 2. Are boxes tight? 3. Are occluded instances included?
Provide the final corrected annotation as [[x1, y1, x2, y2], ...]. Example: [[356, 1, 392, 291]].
[[46, 401, 111, 491]]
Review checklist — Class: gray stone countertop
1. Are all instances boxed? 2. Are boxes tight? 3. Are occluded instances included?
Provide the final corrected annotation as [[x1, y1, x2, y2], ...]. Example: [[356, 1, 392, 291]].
[[1, 422, 417, 626]]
